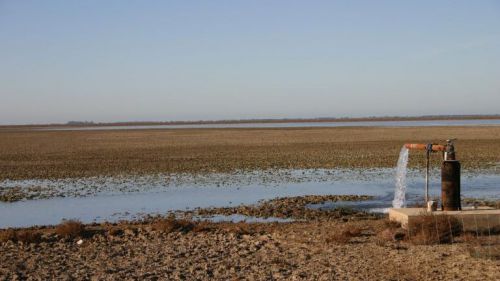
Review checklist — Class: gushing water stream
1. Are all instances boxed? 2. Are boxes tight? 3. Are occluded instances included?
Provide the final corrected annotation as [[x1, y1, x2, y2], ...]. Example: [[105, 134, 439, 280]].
[[392, 146, 409, 208]]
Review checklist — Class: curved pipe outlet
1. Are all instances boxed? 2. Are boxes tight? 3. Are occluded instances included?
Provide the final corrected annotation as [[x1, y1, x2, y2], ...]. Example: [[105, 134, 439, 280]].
[[404, 143, 445, 152]]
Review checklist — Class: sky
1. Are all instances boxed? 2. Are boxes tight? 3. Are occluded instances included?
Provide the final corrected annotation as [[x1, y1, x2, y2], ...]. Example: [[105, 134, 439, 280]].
[[1, 1, 499, 125]]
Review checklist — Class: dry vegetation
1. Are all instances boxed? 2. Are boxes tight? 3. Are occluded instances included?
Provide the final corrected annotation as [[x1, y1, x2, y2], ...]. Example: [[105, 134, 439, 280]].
[[1, 126, 499, 180], [0, 229, 42, 244], [55, 220, 86, 239], [152, 217, 196, 233], [326, 223, 364, 244], [407, 214, 462, 244], [0, 192, 498, 279], [1, 216, 498, 280]]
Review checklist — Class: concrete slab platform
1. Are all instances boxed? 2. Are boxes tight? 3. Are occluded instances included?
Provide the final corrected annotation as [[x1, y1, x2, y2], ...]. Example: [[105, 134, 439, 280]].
[[389, 207, 500, 232]]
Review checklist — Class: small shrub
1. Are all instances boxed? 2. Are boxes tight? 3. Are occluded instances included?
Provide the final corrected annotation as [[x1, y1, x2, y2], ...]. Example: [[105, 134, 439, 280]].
[[152, 218, 194, 233], [327, 225, 363, 244], [108, 227, 123, 236], [468, 245, 500, 260], [407, 214, 462, 245], [375, 228, 406, 246], [461, 232, 500, 260], [16, 230, 42, 243], [56, 220, 85, 239], [383, 219, 401, 229], [192, 221, 212, 233], [0, 229, 17, 242], [223, 222, 255, 235], [460, 232, 478, 243], [0, 229, 42, 243]]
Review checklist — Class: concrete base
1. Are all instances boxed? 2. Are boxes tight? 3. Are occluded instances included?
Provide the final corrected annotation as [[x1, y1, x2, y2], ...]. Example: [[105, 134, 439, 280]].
[[389, 207, 500, 232]]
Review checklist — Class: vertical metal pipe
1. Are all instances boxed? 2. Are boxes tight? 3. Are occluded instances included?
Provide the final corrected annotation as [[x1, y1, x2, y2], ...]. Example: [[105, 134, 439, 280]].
[[425, 150, 430, 203], [441, 160, 461, 211]]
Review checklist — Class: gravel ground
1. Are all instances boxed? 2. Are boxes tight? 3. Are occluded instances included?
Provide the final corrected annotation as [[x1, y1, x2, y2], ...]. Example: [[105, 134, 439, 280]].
[[1, 194, 499, 281], [1, 219, 498, 281]]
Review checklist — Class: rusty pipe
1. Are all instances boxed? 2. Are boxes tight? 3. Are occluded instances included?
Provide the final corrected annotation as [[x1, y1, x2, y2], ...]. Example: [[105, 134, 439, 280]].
[[442, 160, 461, 211], [404, 143, 445, 152]]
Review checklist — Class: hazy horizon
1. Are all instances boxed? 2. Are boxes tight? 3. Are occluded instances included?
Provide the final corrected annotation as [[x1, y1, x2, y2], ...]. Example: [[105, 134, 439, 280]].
[[1, 1, 500, 125], [4, 113, 500, 127]]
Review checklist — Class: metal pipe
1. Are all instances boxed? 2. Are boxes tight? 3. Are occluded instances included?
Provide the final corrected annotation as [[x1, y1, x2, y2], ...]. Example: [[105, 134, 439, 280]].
[[404, 140, 460, 209], [444, 139, 456, 161], [425, 148, 430, 203], [442, 160, 461, 211], [404, 143, 446, 152]]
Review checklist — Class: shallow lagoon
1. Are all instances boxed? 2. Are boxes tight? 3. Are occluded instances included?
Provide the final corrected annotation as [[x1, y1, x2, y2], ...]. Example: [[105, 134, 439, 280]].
[[1, 169, 498, 228]]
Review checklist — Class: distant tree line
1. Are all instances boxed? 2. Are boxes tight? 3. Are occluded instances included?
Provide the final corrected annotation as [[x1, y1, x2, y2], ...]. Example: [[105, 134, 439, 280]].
[[66, 121, 95, 126], [59, 114, 500, 127]]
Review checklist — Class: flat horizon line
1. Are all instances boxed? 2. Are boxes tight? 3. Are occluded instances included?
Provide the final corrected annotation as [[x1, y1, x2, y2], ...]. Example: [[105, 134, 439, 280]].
[[2, 114, 500, 128]]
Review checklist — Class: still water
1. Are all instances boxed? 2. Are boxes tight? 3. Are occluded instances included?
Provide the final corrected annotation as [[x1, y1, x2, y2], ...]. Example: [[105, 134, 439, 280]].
[[1, 169, 498, 228]]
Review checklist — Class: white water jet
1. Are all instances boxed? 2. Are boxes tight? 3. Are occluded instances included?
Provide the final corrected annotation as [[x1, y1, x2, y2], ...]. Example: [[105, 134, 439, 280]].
[[392, 146, 409, 208]]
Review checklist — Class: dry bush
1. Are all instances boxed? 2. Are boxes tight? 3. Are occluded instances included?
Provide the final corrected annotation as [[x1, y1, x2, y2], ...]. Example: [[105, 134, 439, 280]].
[[108, 227, 123, 236], [383, 219, 401, 229], [152, 218, 194, 233], [468, 244, 500, 260], [0, 229, 42, 243], [460, 232, 500, 260], [192, 221, 212, 233], [326, 225, 363, 244], [467, 239, 500, 260], [407, 214, 462, 245], [375, 227, 407, 246], [15, 230, 42, 243], [56, 220, 85, 239], [224, 222, 256, 235], [0, 229, 17, 242]]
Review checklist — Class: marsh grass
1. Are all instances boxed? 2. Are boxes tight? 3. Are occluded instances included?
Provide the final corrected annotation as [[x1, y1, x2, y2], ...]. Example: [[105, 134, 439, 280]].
[[152, 218, 195, 233], [407, 214, 462, 245], [221, 222, 257, 235], [0, 229, 42, 243], [375, 220, 406, 246], [55, 220, 85, 239], [460, 232, 500, 260], [326, 224, 363, 244], [108, 227, 124, 236]]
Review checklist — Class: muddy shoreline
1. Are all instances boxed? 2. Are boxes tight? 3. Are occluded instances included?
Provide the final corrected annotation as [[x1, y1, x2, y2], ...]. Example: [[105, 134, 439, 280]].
[[1, 195, 498, 280]]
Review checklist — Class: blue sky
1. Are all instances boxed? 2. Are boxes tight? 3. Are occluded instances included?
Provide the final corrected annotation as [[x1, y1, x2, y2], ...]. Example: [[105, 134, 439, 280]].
[[1, 1, 499, 124]]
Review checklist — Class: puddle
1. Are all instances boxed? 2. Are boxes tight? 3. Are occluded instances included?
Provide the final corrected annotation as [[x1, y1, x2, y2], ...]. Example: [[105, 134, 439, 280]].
[[0, 169, 498, 228]]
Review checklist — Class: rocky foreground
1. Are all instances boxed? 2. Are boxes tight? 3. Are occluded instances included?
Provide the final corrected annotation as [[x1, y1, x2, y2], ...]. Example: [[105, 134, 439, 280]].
[[1, 195, 499, 280], [1, 220, 498, 281]]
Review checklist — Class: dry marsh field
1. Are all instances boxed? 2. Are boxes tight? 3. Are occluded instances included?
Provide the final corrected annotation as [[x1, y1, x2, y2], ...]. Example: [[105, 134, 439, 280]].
[[0, 126, 499, 180]]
